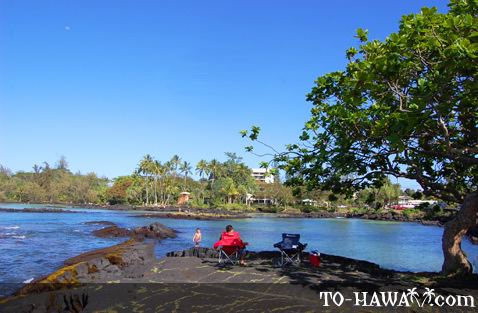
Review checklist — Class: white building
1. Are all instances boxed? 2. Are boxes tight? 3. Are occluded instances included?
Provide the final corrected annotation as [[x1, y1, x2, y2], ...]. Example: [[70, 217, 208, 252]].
[[246, 193, 277, 206], [251, 168, 275, 184], [395, 196, 438, 209]]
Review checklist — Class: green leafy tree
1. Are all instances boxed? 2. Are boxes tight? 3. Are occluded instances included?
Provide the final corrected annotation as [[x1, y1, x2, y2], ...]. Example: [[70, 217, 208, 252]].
[[243, 0, 477, 275], [107, 176, 134, 204], [55, 156, 69, 171]]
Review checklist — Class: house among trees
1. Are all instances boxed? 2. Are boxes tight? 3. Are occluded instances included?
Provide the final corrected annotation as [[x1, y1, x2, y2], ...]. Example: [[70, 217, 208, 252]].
[[177, 192, 190, 205], [301, 199, 318, 206], [394, 196, 438, 209], [245, 193, 277, 206]]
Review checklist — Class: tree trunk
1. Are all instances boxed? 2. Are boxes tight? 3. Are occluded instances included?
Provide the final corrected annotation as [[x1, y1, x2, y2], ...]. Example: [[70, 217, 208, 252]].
[[442, 191, 478, 275], [145, 177, 149, 205], [154, 176, 158, 205]]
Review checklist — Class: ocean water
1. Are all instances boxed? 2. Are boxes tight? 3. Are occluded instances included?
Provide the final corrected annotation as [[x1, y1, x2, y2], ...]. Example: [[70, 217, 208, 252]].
[[0, 202, 476, 295]]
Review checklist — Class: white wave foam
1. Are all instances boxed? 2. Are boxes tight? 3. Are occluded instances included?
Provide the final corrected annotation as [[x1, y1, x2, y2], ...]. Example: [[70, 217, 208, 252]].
[[0, 226, 20, 230], [12, 235, 26, 239], [23, 278, 34, 284]]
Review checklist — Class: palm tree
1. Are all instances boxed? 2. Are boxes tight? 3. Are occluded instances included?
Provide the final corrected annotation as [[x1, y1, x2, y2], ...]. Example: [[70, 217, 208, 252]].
[[170, 155, 181, 176], [208, 159, 220, 188], [196, 159, 208, 180], [151, 160, 164, 205], [156, 161, 170, 205], [139, 154, 154, 205], [179, 161, 192, 190]]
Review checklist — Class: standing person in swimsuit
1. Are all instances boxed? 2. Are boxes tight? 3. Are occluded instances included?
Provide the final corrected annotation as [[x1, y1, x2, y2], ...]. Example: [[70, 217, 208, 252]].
[[193, 228, 202, 247]]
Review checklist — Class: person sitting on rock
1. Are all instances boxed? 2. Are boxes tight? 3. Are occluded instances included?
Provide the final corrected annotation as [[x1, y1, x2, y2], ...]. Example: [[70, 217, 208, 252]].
[[213, 224, 248, 265]]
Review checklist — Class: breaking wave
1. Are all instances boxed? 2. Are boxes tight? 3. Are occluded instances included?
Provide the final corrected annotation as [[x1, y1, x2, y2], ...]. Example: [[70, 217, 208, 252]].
[[0, 226, 20, 230]]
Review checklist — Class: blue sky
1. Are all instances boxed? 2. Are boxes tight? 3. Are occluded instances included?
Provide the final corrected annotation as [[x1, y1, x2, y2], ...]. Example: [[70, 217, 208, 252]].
[[0, 0, 448, 189]]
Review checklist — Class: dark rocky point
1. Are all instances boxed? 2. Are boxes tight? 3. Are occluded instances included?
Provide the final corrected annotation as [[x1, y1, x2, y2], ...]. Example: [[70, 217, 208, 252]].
[[16, 239, 155, 295], [92, 222, 176, 240], [84, 221, 117, 226], [92, 225, 132, 238], [0, 207, 78, 213]]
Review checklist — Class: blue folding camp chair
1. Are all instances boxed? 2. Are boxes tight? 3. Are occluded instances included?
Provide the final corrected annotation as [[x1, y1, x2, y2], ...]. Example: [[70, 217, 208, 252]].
[[273, 233, 307, 267]]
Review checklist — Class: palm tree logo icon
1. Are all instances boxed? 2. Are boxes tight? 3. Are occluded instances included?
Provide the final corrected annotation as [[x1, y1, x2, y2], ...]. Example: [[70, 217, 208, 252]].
[[406, 288, 420, 306], [421, 288, 436, 307]]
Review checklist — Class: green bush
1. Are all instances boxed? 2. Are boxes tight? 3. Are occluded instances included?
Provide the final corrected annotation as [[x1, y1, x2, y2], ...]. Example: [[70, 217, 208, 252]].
[[402, 208, 422, 217], [297, 205, 323, 213], [350, 207, 374, 215]]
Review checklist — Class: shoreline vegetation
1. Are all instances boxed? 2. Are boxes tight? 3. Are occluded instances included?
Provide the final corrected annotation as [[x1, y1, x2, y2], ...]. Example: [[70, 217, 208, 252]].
[[0, 155, 448, 220]]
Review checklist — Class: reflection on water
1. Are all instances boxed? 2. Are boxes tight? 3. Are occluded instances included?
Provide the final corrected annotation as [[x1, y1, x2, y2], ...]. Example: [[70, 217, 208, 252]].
[[0, 202, 476, 292]]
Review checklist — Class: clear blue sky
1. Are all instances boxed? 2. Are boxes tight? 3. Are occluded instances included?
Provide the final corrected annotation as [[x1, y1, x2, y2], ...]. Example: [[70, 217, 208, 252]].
[[0, 0, 448, 189]]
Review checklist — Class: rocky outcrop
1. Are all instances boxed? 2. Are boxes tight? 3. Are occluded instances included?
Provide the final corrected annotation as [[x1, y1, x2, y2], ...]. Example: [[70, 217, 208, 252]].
[[92, 225, 132, 238], [84, 221, 116, 226], [133, 222, 177, 239], [92, 222, 177, 240], [420, 220, 443, 226], [17, 239, 155, 295]]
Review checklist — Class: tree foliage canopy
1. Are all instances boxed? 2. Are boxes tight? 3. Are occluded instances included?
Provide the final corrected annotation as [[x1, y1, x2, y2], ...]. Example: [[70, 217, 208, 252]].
[[243, 0, 478, 275], [245, 0, 477, 204]]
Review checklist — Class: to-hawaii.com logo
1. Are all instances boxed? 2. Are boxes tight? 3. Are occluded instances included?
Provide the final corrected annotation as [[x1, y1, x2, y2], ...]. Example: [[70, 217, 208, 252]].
[[319, 288, 475, 308]]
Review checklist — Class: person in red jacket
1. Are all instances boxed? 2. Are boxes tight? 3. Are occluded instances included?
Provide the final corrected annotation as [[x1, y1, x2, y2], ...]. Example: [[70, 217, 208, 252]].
[[213, 225, 248, 265]]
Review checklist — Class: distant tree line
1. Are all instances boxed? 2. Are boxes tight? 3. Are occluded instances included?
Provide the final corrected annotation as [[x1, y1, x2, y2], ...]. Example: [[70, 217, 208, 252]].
[[0, 155, 427, 209], [0, 157, 108, 204]]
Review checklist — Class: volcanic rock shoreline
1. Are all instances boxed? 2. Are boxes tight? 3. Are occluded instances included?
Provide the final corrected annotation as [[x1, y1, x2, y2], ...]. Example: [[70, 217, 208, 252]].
[[0, 207, 79, 213], [12, 221, 178, 296], [2, 243, 478, 313], [16, 239, 155, 295]]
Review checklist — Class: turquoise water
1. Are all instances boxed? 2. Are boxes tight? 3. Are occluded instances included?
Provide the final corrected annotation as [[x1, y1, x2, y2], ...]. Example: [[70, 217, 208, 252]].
[[0, 203, 476, 295]]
